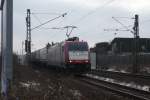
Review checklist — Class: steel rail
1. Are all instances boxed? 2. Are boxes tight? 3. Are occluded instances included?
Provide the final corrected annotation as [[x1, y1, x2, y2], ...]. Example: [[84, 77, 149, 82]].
[[89, 70, 150, 85], [77, 74, 150, 100]]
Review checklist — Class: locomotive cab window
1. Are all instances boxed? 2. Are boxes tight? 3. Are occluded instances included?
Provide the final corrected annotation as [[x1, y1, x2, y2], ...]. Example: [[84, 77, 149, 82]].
[[68, 43, 88, 51]]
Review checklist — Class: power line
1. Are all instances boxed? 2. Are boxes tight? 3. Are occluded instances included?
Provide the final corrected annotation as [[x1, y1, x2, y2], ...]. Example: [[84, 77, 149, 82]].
[[112, 17, 134, 34], [31, 13, 67, 30], [71, 0, 116, 25], [104, 29, 130, 31], [31, 12, 62, 15], [38, 27, 65, 30], [39, 26, 77, 38], [31, 13, 42, 24], [55, 0, 116, 38], [31, 13, 67, 31], [112, 17, 133, 19]]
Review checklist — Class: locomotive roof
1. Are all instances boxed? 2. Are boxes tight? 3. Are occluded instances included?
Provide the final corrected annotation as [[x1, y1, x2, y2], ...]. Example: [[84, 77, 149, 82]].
[[31, 39, 88, 53], [65, 40, 87, 43]]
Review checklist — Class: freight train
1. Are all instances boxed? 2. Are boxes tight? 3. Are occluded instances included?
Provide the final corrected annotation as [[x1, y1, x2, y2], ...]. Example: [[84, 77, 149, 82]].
[[31, 37, 91, 71]]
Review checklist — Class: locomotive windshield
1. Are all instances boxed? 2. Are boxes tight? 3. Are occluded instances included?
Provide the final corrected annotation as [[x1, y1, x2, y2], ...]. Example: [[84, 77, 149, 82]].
[[68, 42, 88, 51]]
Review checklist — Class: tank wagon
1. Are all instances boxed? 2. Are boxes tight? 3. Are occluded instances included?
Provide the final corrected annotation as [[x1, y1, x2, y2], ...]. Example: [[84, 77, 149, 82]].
[[31, 37, 91, 71]]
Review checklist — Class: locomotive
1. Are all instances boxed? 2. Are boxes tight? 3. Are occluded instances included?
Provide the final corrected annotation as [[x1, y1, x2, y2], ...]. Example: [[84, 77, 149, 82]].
[[31, 37, 91, 71]]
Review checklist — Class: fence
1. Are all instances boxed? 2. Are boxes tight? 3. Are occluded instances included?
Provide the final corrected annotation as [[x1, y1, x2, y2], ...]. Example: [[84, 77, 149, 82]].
[[96, 53, 150, 72]]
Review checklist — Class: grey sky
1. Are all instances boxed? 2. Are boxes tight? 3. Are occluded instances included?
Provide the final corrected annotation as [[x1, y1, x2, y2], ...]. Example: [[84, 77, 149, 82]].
[[13, 0, 150, 54]]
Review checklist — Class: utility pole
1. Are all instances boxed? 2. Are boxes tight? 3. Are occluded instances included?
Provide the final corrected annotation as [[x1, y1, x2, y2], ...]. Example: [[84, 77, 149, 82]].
[[111, 15, 140, 73], [133, 14, 139, 73], [25, 9, 31, 55], [25, 10, 67, 55], [1, 0, 13, 98]]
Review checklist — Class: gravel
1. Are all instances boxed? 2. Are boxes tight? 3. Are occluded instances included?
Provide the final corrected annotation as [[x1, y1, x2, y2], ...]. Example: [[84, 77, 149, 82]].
[[7, 64, 131, 100]]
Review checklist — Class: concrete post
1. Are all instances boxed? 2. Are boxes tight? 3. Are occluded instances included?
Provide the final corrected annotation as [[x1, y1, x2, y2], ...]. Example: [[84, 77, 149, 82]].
[[1, 0, 13, 97]]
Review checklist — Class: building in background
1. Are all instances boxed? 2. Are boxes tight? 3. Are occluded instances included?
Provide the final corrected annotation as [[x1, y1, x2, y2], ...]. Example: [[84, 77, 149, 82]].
[[111, 38, 150, 54], [90, 37, 150, 72]]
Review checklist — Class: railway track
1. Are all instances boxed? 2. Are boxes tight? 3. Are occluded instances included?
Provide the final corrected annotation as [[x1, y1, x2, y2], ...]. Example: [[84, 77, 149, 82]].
[[76, 74, 150, 100], [89, 70, 150, 86]]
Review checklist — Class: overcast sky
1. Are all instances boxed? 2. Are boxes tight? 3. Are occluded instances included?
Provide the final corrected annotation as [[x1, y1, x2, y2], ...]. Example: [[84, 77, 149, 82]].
[[13, 0, 150, 54]]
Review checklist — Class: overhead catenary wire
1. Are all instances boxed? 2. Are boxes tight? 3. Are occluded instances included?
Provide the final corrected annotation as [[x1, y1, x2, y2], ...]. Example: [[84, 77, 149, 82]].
[[112, 17, 134, 34], [104, 29, 130, 31], [31, 13, 67, 31], [38, 27, 65, 30], [71, 0, 116, 25], [65, 0, 116, 38], [31, 13, 66, 30], [112, 17, 134, 19], [31, 12, 62, 15], [31, 13, 42, 24]]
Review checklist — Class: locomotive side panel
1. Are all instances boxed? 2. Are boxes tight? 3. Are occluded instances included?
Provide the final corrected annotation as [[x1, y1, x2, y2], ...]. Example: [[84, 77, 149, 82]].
[[47, 46, 55, 66], [39, 48, 47, 63], [35, 50, 40, 61], [53, 44, 60, 66], [47, 44, 62, 67], [61, 43, 66, 66], [46, 42, 66, 68], [31, 47, 48, 64]]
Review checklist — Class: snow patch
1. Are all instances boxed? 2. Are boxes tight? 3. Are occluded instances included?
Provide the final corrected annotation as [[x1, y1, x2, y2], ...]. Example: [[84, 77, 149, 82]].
[[70, 89, 82, 100], [20, 81, 40, 91], [142, 86, 150, 91], [107, 68, 116, 72], [142, 67, 150, 73], [120, 70, 127, 73], [107, 68, 128, 73], [20, 82, 30, 88], [86, 74, 150, 92]]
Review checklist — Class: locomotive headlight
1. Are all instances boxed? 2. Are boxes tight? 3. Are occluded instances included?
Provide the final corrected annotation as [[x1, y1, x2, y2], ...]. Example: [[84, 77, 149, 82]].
[[69, 60, 72, 63]]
